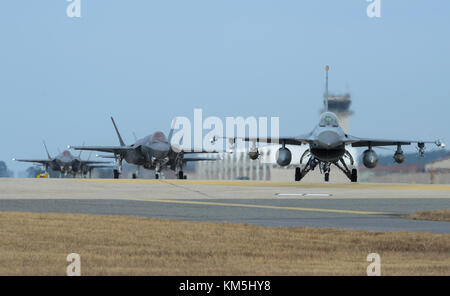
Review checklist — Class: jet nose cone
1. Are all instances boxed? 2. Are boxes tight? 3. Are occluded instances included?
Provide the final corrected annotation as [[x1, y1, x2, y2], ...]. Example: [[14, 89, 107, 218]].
[[317, 131, 341, 148], [150, 142, 170, 158]]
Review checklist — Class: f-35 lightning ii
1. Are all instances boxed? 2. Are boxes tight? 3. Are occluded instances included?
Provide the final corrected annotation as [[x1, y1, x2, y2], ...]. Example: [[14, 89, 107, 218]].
[[13, 141, 112, 178], [69, 117, 219, 179]]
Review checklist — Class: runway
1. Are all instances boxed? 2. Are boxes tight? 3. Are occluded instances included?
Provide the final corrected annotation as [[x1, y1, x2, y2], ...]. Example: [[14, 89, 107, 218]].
[[1, 178, 449, 233]]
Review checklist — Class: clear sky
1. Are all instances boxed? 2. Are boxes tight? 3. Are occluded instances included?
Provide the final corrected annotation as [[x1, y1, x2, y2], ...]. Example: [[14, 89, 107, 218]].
[[0, 1, 449, 174]]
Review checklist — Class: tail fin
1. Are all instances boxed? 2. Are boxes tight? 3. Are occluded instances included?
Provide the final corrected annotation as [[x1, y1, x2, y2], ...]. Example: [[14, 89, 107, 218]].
[[168, 117, 177, 145], [110, 117, 126, 147], [42, 140, 51, 159], [78, 142, 85, 157], [324, 65, 329, 112]]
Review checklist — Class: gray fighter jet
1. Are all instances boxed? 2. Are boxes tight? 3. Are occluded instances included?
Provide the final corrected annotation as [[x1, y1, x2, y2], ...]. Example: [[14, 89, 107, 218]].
[[13, 142, 112, 178], [224, 66, 445, 182], [69, 117, 219, 179]]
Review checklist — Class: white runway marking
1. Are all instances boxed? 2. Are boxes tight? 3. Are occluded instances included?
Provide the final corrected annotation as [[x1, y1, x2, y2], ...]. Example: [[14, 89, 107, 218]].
[[275, 193, 332, 197]]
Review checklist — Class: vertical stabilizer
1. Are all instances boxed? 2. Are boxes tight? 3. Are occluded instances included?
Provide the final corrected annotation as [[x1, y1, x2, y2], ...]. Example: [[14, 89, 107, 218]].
[[324, 65, 329, 112], [111, 117, 126, 147], [168, 118, 177, 145], [42, 140, 52, 160], [78, 142, 85, 157]]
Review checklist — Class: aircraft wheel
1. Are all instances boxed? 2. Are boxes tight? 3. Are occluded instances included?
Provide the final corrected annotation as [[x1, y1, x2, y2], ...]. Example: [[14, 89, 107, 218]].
[[178, 171, 184, 180], [295, 167, 302, 182], [155, 173, 160, 180], [324, 172, 330, 182], [183, 175, 187, 180], [132, 173, 137, 179], [113, 169, 120, 179], [350, 169, 358, 182]]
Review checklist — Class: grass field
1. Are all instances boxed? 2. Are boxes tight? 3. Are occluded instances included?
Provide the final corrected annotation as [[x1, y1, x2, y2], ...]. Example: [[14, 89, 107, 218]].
[[405, 209, 450, 222], [0, 212, 449, 276]]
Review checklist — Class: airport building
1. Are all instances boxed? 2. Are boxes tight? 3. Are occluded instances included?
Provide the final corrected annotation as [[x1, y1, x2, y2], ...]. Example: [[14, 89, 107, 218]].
[[192, 150, 272, 180], [426, 157, 450, 184]]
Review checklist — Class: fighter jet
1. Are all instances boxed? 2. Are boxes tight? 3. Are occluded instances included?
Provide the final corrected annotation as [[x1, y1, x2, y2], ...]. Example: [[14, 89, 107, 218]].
[[69, 117, 220, 179], [13, 141, 113, 178], [223, 66, 445, 182]]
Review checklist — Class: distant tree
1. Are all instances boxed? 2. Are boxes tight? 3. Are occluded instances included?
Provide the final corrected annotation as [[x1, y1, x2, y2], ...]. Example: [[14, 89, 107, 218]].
[[25, 166, 45, 178], [376, 150, 450, 167], [0, 161, 7, 177], [0, 161, 13, 177], [24, 166, 62, 178]]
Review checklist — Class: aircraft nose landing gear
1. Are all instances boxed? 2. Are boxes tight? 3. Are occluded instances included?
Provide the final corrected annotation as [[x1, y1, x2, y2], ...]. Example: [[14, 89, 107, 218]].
[[320, 162, 331, 182]]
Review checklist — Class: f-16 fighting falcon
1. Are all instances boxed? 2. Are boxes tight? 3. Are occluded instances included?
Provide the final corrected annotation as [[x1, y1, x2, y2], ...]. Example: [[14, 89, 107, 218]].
[[69, 117, 219, 179], [224, 66, 445, 182], [13, 141, 113, 178]]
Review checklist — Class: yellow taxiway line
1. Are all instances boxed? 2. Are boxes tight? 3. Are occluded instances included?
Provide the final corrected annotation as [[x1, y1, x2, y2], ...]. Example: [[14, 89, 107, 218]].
[[129, 198, 392, 215], [73, 179, 450, 191]]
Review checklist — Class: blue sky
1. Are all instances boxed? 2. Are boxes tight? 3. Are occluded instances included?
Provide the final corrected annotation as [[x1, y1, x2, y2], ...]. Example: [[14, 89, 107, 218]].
[[0, 1, 449, 173]]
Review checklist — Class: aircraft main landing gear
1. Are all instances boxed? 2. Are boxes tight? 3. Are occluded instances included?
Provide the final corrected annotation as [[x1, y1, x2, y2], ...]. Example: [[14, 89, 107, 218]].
[[334, 158, 358, 183], [113, 156, 123, 179], [350, 169, 357, 183], [295, 167, 302, 181], [295, 150, 315, 182], [132, 165, 140, 179]]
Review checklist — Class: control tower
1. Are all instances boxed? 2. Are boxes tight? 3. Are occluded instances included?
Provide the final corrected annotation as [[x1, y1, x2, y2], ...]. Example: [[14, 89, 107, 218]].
[[322, 93, 353, 132]]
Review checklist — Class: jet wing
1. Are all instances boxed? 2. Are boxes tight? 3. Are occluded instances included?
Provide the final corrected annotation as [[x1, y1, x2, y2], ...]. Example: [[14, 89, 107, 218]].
[[84, 164, 115, 169], [13, 159, 51, 165], [183, 155, 222, 162], [96, 155, 117, 159], [170, 143, 223, 153], [182, 150, 221, 154], [69, 145, 133, 154], [80, 160, 112, 165], [345, 136, 443, 148], [223, 135, 312, 146]]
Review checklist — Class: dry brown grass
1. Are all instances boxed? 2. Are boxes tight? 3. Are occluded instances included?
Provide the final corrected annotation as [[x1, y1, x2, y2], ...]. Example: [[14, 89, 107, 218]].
[[0, 212, 449, 276], [404, 209, 450, 222]]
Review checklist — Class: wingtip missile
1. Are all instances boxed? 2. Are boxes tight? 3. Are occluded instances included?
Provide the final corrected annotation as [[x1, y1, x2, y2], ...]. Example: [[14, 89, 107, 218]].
[[210, 135, 218, 144], [435, 140, 446, 148]]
